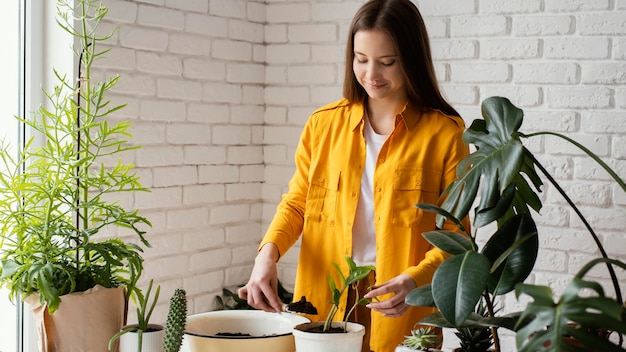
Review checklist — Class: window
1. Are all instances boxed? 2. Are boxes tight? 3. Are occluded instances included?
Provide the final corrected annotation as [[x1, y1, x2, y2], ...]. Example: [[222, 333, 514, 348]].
[[0, 0, 24, 349], [0, 1, 72, 351]]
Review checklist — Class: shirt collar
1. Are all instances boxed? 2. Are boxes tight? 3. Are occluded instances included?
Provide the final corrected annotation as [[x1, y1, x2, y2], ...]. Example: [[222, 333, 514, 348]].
[[348, 100, 426, 131]]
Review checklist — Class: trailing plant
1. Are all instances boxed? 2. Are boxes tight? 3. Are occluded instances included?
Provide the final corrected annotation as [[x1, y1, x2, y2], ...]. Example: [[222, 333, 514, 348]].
[[163, 288, 187, 352], [324, 255, 375, 332], [108, 279, 160, 352], [401, 326, 442, 351], [405, 96, 626, 351], [0, 0, 150, 313]]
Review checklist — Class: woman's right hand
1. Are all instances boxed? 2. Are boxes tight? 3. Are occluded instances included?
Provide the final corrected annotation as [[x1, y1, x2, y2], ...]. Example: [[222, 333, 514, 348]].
[[237, 243, 284, 313]]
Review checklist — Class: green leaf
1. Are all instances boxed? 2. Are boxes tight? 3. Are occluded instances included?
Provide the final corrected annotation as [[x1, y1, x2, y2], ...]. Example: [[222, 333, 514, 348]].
[[436, 97, 542, 229], [473, 182, 515, 228], [515, 278, 626, 352], [419, 312, 456, 328], [432, 252, 491, 326], [422, 231, 473, 255], [415, 203, 467, 234], [0, 260, 19, 279], [482, 213, 538, 295], [405, 284, 435, 307]]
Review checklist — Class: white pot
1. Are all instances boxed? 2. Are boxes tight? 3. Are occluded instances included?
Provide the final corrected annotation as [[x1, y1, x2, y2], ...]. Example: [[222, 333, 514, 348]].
[[118, 324, 164, 352], [292, 321, 365, 352]]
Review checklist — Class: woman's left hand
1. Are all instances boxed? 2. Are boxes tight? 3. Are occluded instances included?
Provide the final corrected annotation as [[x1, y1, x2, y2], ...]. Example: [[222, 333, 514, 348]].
[[363, 273, 416, 317]]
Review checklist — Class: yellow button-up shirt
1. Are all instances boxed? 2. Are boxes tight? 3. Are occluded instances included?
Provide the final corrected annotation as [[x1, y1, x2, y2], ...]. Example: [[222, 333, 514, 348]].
[[261, 98, 469, 352]]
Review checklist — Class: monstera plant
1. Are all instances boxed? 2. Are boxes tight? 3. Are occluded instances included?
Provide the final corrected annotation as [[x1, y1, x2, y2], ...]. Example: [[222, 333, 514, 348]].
[[406, 96, 626, 351]]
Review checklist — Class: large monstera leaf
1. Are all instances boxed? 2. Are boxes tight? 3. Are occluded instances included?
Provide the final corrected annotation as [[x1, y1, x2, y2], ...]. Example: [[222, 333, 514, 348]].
[[436, 96, 543, 229]]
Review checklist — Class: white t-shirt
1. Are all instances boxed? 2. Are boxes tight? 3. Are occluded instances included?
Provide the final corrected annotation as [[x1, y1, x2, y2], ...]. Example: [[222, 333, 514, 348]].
[[352, 116, 389, 266]]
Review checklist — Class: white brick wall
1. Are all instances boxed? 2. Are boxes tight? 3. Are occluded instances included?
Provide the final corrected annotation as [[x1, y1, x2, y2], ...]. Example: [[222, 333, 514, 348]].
[[97, 1, 625, 350]]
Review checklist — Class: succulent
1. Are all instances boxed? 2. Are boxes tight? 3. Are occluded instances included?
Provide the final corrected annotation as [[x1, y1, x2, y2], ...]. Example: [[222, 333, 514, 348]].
[[163, 288, 187, 352], [454, 327, 493, 352], [402, 326, 442, 350]]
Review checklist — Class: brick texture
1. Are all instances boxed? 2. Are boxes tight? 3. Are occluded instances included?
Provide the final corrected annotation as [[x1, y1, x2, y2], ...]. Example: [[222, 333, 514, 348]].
[[97, 1, 626, 351]]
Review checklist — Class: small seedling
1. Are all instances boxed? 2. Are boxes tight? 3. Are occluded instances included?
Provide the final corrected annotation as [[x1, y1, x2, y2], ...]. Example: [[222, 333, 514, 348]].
[[323, 255, 375, 332]]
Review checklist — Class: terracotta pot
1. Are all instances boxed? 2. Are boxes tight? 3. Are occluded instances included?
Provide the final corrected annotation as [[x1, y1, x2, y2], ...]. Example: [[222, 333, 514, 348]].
[[292, 321, 365, 352], [118, 324, 164, 352], [181, 310, 309, 352]]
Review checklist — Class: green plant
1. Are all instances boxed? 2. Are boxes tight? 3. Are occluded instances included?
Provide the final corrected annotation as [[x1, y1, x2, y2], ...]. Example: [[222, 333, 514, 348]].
[[323, 255, 375, 332], [108, 279, 160, 352], [0, 0, 150, 313], [401, 326, 442, 350], [405, 96, 626, 351], [453, 302, 493, 352], [515, 258, 626, 352], [164, 288, 187, 352]]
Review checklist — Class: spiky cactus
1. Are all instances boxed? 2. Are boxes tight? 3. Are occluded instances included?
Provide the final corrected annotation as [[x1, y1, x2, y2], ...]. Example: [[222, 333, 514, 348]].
[[163, 288, 187, 352], [402, 326, 442, 350]]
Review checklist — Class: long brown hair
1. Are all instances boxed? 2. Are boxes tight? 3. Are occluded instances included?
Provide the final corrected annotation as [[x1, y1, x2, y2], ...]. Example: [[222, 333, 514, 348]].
[[343, 0, 459, 117]]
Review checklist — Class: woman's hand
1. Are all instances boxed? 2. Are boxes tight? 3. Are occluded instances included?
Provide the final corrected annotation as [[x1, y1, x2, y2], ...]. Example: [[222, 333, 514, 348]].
[[363, 273, 416, 317], [237, 243, 284, 313]]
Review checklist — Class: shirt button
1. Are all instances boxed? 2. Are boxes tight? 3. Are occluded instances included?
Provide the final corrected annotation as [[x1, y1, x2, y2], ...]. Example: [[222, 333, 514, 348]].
[[376, 216, 381, 221], [375, 187, 381, 192], [352, 192, 357, 197]]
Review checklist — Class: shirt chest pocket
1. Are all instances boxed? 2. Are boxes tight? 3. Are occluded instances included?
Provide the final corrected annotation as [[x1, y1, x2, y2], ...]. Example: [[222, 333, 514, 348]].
[[392, 168, 441, 227], [305, 168, 340, 226]]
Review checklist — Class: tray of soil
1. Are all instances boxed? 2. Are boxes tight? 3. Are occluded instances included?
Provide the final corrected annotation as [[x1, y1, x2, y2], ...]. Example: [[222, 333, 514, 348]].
[[181, 310, 309, 352]]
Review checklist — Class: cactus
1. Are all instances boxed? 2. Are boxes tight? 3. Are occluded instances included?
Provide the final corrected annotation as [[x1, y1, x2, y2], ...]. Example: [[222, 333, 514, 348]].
[[163, 288, 187, 352]]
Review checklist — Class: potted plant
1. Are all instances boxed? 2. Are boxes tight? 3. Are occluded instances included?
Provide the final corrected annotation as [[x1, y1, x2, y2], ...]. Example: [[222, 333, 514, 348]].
[[292, 255, 375, 352], [163, 288, 188, 352], [451, 302, 494, 352], [0, 0, 151, 350], [405, 96, 626, 351], [110, 280, 163, 352], [110, 282, 187, 352], [395, 326, 443, 352]]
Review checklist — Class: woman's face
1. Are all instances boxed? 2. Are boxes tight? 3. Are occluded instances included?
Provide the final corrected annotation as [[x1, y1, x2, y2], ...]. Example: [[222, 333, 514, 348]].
[[352, 29, 407, 103]]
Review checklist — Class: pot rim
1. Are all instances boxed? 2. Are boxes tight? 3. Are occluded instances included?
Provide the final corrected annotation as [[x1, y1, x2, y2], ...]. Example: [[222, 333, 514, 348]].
[[183, 310, 309, 339], [183, 331, 292, 339]]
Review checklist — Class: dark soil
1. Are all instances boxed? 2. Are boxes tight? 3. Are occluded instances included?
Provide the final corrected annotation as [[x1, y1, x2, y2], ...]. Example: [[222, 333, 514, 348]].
[[300, 324, 346, 334], [215, 332, 252, 337], [287, 296, 318, 315]]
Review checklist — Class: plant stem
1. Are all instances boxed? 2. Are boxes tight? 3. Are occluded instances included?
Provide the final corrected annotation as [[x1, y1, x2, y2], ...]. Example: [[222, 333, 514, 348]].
[[527, 152, 622, 305], [483, 293, 500, 352], [323, 305, 337, 331]]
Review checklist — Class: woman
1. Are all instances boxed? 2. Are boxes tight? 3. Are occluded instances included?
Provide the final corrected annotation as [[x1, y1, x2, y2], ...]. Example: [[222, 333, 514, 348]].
[[238, 0, 469, 351]]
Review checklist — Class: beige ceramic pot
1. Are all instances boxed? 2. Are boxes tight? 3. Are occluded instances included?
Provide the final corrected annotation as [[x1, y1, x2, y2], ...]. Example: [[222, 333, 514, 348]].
[[181, 310, 309, 352]]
